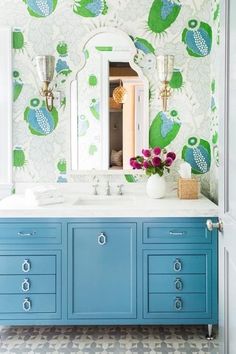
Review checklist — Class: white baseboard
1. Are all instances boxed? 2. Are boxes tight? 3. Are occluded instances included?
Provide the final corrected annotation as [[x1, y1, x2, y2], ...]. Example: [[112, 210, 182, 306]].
[[0, 184, 13, 200]]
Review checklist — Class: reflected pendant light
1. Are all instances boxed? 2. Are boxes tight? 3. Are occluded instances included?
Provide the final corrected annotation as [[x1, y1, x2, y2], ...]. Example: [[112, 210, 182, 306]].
[[113, 80, 128, 104]]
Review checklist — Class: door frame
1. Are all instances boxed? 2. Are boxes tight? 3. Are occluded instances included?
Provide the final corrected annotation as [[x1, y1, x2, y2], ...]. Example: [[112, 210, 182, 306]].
[[219, 0, 233, 352]]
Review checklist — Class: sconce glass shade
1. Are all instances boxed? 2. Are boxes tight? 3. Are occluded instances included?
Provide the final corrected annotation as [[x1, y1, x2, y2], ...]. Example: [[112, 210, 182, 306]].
[[35, 55, 55, 83], [157, 55, 174, 82]]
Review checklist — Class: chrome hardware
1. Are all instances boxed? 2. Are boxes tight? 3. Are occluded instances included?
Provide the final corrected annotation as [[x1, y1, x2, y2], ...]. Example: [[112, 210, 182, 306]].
[[106, 180, 111, 196], [169, 231, 185, 236], [22, 259, 31, 273], [117, 184, 124, 196], [92, 184, 98, 195], [23, 297, 31, 312], [98, 232, 106, 245], [22, 279, 30, 292], [174, 278, 183, 291], [18, 231, 35, 237], [173, 258, 182, 272], [206, 219, 223, 232], [174, 297, 183, 311]]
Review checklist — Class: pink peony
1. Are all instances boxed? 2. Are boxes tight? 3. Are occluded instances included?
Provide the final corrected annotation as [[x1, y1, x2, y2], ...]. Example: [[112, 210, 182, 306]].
[[130, 157, 136, 167], [133, 161, 142, 169], [143, 161, 150, 169], [152, 156, 162, 167], [153, 147, 161, 155], [166, 152, 176, 161], [165, 157, 173, 166], [142, 149, 151, 158]]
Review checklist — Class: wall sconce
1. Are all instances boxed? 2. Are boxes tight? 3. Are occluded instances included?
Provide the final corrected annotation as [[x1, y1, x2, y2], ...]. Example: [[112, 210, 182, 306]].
[[157, 55, 174, 112], [35, 55, 55, 112]]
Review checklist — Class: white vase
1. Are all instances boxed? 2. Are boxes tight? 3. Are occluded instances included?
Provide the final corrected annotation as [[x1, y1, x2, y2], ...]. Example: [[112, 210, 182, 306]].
[[146, 174, 166, 199]]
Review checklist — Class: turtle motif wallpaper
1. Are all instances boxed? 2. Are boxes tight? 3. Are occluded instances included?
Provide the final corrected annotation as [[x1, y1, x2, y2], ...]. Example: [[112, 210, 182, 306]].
[[0, 0, 219, 201]]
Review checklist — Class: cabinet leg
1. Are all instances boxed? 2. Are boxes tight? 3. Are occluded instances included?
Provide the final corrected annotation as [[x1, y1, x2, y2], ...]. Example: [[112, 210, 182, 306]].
[[206, 324, 214, 340]]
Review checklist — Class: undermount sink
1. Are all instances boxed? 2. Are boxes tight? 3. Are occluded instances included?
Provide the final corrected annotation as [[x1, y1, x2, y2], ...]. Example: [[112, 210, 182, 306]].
[[74, 195, 134, 206]]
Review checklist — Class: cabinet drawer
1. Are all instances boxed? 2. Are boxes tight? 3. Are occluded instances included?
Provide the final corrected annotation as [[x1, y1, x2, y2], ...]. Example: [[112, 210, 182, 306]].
[[0, 255, 55, 274], [0, 275, 55, 294], [0, 223, 61, 244], [149, 274, 206, 293], [0, 294, 56, 313], [143, 222, 211, 244], [148, 293, 206, 313], [149, 254, 206, 274]]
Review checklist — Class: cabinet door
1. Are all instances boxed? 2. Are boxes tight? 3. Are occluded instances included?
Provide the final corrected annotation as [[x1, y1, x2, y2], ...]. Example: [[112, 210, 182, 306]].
[[68, 223, 136, 319]]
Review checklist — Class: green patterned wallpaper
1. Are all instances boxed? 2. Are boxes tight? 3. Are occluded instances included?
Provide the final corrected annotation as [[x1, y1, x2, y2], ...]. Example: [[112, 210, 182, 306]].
[[0, 0, 220, 200]]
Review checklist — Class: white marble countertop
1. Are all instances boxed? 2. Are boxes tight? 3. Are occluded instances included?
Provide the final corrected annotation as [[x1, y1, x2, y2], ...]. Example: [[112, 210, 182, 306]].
[[0, 183, 218, 218]]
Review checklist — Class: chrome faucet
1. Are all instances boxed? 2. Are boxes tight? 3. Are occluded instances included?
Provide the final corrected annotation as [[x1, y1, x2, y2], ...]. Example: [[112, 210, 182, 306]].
[[117, 184, 124, 195], [92, 175, 99, 195], [106, 180, 111, 196]]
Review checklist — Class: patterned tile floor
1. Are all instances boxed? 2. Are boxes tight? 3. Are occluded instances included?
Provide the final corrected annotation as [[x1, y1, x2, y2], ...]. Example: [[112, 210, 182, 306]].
[[0, 325, 219, 354]]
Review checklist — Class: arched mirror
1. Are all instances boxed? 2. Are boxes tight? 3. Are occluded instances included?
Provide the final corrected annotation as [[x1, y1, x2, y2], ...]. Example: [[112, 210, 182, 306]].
[[70, 29, 149, 173]]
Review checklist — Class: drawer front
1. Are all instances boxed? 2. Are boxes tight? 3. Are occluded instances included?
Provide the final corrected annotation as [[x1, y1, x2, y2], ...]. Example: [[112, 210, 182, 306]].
[[0, 275, 55, 294], [148, 293, 206, 313], [0, 255, 55, 275], [149, 254, 206, 274], [0, 223, 61, 244], [143, 222, 211, 244], [0, 294, 56, 313], [149, 274, 206, 293]]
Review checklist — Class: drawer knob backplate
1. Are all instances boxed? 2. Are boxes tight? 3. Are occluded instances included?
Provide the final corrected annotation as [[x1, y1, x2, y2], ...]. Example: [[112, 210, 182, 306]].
[[22, 278, 30, 292], [173, 259, 182, 272], [22, 259, 31, 273], [23, 298, 31, 312], [98, 233, 106, 246], [174, 297, 183, 311], [175, 278, 183, 291]]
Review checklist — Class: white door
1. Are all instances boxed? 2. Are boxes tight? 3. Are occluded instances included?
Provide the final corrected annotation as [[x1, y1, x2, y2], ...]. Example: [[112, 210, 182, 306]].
[[218, 0, 236, 352]]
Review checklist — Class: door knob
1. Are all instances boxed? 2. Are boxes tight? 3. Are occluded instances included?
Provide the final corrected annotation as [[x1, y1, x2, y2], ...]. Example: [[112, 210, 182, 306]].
[[206, 219, 223, 232]]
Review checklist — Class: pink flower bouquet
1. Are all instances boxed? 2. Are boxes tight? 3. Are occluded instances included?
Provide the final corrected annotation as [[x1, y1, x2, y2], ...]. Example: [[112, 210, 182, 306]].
[[130, 147, 176, 177]]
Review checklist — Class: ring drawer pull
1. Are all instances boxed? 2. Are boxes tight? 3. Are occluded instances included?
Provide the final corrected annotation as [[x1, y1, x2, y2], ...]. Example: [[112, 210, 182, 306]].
[[174, 297, 183, 311], [174, 278, 183, 291], [22, 259, 31, 273], [173, 258, 182, 272], [22, 279, 30, 292], [18, 231, 35, 237], [23, 298, 31, 312], [98, 232, 106, 245], [169, 231, 185, 236]]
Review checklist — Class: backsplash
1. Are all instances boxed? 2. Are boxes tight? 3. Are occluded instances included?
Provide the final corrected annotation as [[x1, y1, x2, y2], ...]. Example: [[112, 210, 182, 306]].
[[0, 0, 219, 201]]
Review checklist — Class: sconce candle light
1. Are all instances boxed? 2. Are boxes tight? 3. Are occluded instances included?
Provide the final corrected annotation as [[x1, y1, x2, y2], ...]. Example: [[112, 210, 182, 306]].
[[35, 55, 55, 112], [157, 55, 174, 112]]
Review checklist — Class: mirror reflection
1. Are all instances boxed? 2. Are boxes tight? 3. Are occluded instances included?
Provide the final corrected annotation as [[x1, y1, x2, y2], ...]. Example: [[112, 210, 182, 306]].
[[109, 62, 145, 170]]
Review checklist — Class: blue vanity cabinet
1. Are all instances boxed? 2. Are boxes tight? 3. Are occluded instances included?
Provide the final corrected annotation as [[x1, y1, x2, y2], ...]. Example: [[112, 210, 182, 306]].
[[68, 222, 137, 319], [142, 219, 218, 325], [0, 217, 217, 325]]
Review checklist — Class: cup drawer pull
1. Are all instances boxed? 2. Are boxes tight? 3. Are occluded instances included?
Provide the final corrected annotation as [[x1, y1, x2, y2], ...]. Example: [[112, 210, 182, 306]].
[[174, 297, 183, 311], [169, 231, 186, 236], [18, 231, 36, 237], [23, 297, 31, 312], [174, 278, 183, 291], [22, 279, 30, 292], [173, 258, 182, 272], [98, 233, 106, 246], [22, 259, 31, 273]]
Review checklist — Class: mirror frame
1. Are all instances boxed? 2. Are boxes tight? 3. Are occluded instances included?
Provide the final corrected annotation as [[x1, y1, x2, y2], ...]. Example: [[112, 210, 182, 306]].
[[70, 28, 149, 174], [0, 26, 13, 197]]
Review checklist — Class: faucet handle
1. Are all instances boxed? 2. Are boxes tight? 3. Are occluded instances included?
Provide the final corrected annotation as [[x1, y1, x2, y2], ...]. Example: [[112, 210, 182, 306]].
[[117, 184, 124, 195], [92, 184, 98, 195]]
